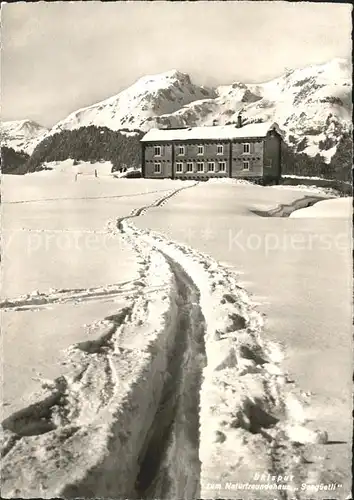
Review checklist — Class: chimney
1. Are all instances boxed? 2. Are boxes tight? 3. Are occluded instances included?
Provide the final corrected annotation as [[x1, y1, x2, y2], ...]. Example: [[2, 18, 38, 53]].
[[237, 113, 242, 128]]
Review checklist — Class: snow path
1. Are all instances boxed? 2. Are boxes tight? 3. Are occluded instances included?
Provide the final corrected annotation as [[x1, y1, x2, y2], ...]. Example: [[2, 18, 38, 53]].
[[1, 182, 346, 499], [116, 220, 331, 499]]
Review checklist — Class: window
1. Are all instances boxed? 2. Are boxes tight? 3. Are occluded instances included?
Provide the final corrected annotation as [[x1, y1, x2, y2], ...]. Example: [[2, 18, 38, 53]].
[[219, 161, 226, 172], [243, 143, 250, 154], [176, 162, 183, 173], [242, 161, 250, 171], [208, 162, 215, 172], [197, 162, 204, 173], [154, 146, 162, 156], [197, 145, 204, 155], [154, 163, 161, 174], [217, 144, 224, 155], [186, 162, 194, 173], [178, 145, 185, 156]]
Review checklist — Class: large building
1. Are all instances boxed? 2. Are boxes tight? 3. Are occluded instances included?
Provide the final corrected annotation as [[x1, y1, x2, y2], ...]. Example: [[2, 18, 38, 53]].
[[140, 119, 282, 184]]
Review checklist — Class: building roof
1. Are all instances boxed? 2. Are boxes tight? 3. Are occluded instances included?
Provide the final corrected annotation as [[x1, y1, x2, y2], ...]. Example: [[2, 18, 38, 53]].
[[141, 122, 281, 142]]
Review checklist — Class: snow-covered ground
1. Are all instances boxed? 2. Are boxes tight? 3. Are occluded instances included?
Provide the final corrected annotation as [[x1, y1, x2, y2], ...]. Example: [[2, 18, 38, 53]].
[[41, 159, 114, 176], [1, 174, 194, 419], [133, 182, 352, 498], [1, 173, 351, 499]]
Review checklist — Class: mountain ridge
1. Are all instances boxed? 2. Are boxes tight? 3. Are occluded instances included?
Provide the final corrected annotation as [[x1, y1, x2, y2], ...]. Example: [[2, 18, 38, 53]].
[[2, 58, 352, 164]]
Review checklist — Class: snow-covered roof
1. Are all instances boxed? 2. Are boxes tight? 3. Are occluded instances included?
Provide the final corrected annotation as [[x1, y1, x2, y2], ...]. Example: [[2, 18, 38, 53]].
[[141, 122, 281, 142]]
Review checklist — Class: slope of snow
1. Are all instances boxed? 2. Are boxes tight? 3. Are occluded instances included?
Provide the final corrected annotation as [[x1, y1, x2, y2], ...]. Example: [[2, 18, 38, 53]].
[[0, 120, 48, 154]]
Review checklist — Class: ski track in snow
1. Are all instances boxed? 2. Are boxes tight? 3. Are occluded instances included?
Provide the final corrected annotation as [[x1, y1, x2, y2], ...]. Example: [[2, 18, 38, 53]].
[[2, 187, 174, 205], [1, 182, 341, 499], [0, 281, 144, 312]]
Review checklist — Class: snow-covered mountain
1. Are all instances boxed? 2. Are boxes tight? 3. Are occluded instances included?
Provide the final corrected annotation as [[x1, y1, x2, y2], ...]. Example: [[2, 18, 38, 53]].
[[149, 58, 351, 163], [9, 59, 352, 163], [47, 70, 216, 136], [0, 120, 48, 155]]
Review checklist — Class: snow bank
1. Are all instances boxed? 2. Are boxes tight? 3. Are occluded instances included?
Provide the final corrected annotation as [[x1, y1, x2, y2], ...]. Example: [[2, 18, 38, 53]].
[[290, 197, 352, 218]]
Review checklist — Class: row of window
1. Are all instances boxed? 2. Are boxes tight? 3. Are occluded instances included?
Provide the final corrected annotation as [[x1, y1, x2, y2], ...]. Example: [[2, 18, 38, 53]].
[[153, 143, 252, 157], [153, 161, 250, 174], [147, 156, 260, 163], [234, 157, 261, 161], [176, 161, 226, 173], [176, 144, 225, 156]]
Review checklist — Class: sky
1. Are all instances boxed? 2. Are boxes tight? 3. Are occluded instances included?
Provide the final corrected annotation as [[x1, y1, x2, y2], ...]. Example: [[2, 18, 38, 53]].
[[1, 1, 352, 128]]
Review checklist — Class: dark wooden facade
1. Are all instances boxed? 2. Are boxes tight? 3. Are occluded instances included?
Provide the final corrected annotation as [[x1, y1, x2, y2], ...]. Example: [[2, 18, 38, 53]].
[[141, 125, 282, 184]]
